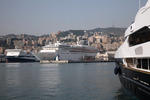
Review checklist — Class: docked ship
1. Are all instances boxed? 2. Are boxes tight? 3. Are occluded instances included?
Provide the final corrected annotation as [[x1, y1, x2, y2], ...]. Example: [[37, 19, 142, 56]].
[[5, 49, 40, 62], [37, 42, 59, 60], [38, 41, 98, 61], [115, 0, 150, 99]]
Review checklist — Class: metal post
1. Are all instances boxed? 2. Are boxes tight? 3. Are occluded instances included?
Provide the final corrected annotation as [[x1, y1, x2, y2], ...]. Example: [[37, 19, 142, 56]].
[[141, 59, 142, 69], [133, 58, 134, 67], [135, 58, 137, 68], [148, 59, 150, 70]]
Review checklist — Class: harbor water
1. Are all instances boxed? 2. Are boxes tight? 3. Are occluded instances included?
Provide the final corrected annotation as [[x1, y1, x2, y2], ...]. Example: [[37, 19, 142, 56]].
[[0, 62, 138, 100]]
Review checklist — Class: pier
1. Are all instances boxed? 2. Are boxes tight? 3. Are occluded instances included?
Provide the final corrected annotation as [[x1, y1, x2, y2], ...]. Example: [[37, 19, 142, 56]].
[[40, 60, 115, 64], [40, 60, 69, 64]]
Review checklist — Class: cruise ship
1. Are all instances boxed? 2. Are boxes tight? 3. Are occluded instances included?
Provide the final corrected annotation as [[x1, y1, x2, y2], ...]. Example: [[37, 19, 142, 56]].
[[5, 49, 39, 62], [115, 0, 150, 99], [38, 41, 98, 61]]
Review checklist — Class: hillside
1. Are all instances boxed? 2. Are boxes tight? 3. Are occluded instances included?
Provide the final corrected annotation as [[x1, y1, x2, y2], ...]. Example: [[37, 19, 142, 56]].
[[88, 27, 126, 36], [57, 27, 126, 37]]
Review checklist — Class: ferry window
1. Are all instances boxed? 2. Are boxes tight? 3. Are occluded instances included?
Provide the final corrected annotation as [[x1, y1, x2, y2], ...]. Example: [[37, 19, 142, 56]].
[[142, 59, 148, 69], [128, 27, 150, 46], [137, 59, 141, 68]]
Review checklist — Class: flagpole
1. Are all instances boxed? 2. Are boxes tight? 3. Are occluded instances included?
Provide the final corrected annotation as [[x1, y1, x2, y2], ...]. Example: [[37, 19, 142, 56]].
[[139, 0, 141, 9]]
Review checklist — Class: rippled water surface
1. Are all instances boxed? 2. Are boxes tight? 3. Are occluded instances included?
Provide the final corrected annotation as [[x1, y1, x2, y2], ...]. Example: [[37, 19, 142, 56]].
[[0, 62, 138, 100]]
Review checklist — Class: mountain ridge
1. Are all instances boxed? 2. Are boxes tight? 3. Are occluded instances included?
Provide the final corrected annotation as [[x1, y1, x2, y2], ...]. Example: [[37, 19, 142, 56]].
[[57, 27, 126, 37]]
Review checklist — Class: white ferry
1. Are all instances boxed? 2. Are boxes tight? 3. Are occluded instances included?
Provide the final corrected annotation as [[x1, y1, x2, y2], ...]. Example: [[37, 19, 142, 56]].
[[5, 49, 39, 62]]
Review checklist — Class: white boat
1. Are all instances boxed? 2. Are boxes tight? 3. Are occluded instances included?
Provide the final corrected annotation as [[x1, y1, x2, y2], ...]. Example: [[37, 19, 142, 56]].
[[38, 41, 98, 61], [5, 49, 39, 62], [114, 0, 150, 99]]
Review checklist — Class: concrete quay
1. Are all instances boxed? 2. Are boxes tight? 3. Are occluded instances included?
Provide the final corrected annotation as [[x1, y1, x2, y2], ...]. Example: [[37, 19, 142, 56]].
[[40, 60, 115, 64], [40, 60, 69, 64]]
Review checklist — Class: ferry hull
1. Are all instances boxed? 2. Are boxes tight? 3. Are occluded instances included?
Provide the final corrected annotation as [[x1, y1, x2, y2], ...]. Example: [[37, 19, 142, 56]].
[[6, 57, 39, 63], [118, 65, 150, 99]]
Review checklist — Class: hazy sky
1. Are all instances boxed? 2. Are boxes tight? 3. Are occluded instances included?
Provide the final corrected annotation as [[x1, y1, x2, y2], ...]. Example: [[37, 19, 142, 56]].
[[0, 0, 147, 35]]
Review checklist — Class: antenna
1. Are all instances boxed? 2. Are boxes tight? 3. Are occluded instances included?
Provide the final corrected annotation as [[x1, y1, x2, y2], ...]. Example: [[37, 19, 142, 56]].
[[139, 0, 141, 9]]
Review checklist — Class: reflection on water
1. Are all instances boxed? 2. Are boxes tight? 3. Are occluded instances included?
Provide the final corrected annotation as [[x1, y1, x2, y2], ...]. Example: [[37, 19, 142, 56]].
[[0, 63, 138, 100], [114, 88, 139, 100]]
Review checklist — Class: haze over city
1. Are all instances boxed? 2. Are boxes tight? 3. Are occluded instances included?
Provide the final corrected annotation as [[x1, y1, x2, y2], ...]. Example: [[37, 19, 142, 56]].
[[0, 0, 147, 35]]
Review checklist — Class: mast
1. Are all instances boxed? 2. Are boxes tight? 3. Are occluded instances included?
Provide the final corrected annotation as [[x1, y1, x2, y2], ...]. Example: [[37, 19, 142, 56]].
[[139, 0, 141, 9]]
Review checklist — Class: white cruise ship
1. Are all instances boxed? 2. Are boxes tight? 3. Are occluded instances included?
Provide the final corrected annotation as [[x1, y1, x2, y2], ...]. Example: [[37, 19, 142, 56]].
[[38, 41, 98, 61], [5, 49, 39, 62]]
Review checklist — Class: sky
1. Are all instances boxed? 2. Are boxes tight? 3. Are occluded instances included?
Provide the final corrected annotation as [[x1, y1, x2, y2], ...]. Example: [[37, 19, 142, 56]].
[[0, 0, 147, 35]]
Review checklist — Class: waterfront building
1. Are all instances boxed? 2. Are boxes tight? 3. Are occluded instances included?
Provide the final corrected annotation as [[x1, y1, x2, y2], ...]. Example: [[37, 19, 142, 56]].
[[0, 47, 4, 54], [95, 52, 108, 61]]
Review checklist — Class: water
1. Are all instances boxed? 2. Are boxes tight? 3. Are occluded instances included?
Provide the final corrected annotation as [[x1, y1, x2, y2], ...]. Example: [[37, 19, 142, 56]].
[[0, 62, 138, 100]]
